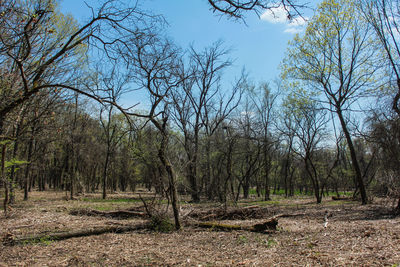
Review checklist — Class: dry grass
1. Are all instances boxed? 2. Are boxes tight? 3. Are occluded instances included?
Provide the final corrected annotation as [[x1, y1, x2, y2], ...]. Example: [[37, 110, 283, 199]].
[[1, 190, 400, 266]]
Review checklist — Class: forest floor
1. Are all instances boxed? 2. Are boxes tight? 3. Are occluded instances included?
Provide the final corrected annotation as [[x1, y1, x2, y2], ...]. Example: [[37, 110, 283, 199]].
[[0, 190, 400, 266]]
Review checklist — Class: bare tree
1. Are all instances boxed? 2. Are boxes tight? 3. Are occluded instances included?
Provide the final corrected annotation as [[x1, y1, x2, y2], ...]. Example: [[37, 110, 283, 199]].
[[283, 92, 334, 203], [207, 0, 306, 20], [361, 0, 400, 117], [250, 82, 279, 200], [0, 0, 155, 134], [171, 41, 237, 202], [125, 30, 182, 229]]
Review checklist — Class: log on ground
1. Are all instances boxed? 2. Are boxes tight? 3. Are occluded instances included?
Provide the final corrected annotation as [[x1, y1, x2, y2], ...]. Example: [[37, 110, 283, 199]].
[[196, 217, 278, 233], [69, 209, 147, 219], [3, 224, 148, 246]]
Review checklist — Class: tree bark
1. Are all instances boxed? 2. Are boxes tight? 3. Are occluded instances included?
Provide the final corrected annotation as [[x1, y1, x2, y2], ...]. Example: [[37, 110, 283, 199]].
[[24, 128, 35, 201], [2, 144, 8, 217], [263, 145, 271, 201], [156, 118, 181, 230], [337, 108, 368, 205]]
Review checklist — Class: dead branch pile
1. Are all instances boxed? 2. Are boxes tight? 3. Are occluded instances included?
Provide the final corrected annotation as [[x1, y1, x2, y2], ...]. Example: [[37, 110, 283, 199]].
[[69, 209, 148, 219]]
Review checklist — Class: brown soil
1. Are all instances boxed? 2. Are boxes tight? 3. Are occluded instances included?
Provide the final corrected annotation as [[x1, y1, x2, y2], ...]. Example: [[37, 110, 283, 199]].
[[1, 191, 399, 266]]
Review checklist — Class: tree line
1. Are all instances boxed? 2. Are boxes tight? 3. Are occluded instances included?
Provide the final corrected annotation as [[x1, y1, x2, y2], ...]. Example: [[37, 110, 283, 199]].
[[0, 0, 399, 228]]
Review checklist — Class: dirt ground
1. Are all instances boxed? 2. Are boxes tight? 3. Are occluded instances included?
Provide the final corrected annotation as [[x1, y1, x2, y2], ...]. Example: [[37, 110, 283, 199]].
[[1, 191, 399, 266]]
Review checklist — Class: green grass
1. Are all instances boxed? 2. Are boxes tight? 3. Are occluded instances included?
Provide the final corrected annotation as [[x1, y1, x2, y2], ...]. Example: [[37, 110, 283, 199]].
[[250, 200, 281, 206], [325, 200, 356, 206], [81, 197, 140, 203], [22, 235, 55, 246], [237, 235, 248, 244]]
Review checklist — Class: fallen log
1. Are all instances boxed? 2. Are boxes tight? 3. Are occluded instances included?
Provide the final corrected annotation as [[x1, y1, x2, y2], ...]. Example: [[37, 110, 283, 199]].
[[332, 196, 353, 201], [190, 205, 270, 221], [196, 217, 278, 233], [69, 209, 147, 219], [3, 223, 148, 246], [4, 215, 281, 246]]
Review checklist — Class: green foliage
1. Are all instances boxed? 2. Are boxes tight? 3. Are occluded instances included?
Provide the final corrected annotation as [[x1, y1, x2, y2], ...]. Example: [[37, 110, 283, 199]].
[[5, 159, 29, 169], [149, 215, 174, 233], [237, 235, 248, 244], [281, 0, 382, 98], [266, 238, 277, 248], [23, 235, 54, 246]]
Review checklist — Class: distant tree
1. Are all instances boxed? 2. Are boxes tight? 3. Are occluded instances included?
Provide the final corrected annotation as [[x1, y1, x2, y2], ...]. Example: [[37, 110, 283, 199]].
[[171, 41, 231, 202], [250, 82, 279, 200], [367, 110, 400, 211], [233, 94, 260, 200], [171, 41, 243, 202], [283, 90, 333, 203]]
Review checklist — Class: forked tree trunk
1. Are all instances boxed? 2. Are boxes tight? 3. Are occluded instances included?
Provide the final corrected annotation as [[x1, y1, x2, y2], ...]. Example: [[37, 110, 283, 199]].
[[158, 130, 180, 230]]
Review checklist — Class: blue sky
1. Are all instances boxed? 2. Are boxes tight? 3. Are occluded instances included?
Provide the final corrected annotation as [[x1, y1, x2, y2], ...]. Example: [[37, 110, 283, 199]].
[[60, 0, 317, 85]]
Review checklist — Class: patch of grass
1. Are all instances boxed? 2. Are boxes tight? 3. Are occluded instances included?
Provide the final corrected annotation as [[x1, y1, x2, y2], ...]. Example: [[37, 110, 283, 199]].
[[139, 256, 153, 265], [325, 200, 356, 206], [255, 235, 277, 248], [23, 235, 54, 246], [266, 238, 277, 248], [69, 204, 115, 212], [81, 198, 140, 203], [250, 200, 281, 206], [237, 235, 248, 244], [90, 206, 110, 211]]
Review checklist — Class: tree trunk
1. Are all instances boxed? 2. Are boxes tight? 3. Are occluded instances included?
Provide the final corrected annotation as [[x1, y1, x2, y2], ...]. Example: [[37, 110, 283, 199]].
[[337, 108, 367, 204], [393, 78, 400, 117], [9, 108, 25, 204], [205, 140, 214, 200], [158, 130, 180, 230], [102, 148, 110, 200], [263, 147, 271, 201], [24, 129, 35, 201], [2, 144, 8, 217], [187, 161, 199, 203]]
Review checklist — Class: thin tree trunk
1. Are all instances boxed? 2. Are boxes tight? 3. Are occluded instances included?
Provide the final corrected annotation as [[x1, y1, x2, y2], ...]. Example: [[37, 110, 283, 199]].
[[9, 108, 25, 204], [263, 147, 271, 201], [2, 144, 8, 216], [337, 108, 367, 204], [393, 78, 400, 117], [24, 129, 35, 201], [102, 148, 110, 199]]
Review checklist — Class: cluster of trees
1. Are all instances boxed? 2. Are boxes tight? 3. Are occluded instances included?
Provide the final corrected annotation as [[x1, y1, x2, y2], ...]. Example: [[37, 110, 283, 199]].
[[1, 0, 400, 228]]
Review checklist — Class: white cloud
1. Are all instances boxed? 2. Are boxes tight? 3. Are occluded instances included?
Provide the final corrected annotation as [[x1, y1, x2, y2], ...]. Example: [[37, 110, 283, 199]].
[[260, 6, 308, 34], [284, 27, 303, 34], [288, 17, 307, 27], [260, 6, 288, 24]]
